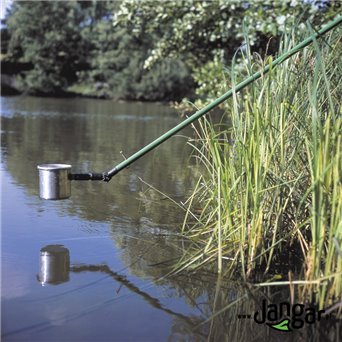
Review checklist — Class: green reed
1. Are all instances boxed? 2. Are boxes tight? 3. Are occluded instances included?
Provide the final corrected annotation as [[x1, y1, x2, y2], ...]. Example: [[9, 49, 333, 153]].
[[179, 27, 341, 309]]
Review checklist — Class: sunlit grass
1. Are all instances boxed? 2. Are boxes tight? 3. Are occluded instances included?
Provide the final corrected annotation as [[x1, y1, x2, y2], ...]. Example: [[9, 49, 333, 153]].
[[178, 27, 342, 310]]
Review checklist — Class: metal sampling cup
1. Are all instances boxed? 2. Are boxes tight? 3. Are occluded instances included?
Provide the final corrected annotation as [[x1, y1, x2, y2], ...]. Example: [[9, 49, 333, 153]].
[[37, 164, 72, 200]]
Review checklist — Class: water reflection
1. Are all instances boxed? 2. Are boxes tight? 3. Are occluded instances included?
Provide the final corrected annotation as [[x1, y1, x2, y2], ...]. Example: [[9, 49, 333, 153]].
[[36, 244, 206, 338], [38, 245, 70, 286], [36, 243, 340, 342]]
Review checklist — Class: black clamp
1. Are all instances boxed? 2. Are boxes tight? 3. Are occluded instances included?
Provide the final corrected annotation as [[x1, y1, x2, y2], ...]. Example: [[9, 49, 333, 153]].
[[68, 167, 119, 182], [69, 173, 104, 181]]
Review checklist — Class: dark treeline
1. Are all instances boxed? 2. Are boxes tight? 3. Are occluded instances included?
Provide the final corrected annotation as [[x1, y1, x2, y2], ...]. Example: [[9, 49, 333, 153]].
[[1, 1, 193, 101], [1, 0, 339, 101]]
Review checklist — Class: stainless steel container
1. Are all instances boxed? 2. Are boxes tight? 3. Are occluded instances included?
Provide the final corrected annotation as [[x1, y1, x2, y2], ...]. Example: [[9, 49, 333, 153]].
[[37, 164, 72, 200], [38, 245, 70, 286]]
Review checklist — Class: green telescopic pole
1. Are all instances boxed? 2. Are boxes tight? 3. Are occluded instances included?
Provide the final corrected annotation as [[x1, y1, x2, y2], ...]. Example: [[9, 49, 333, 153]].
[[104, 15, 342, 181]]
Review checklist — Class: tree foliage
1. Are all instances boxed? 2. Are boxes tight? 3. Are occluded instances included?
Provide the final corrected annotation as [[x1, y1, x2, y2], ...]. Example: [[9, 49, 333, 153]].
[[6, 1, 89, 94], [4, 0, 340, 101], [113, 0, 340, 102], [76, 2, 192, 100], [114, 0, 340, 68], [4, 0, 193, 100]]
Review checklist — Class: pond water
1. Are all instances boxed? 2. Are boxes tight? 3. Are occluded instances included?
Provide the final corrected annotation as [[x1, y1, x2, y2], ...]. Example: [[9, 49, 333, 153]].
[[1, 96, 339, 341]]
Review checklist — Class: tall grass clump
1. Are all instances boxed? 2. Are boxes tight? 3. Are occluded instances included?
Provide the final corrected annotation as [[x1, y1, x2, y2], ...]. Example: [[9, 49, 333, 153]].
[[179, 27, 341, 309]]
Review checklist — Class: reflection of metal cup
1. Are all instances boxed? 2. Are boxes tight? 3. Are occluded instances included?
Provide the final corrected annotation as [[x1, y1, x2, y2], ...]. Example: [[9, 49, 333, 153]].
[[38, 245, 70, 286], [37, 164, 72, 200]]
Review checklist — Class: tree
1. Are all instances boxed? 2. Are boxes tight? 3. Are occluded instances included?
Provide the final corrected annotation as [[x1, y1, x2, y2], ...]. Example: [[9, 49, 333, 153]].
[[73, 1, 193, 101], [114, 0, 340, 68], [6, 1, 90, 95], [5, 0, 193, 100], [113, 0, 340, 101]]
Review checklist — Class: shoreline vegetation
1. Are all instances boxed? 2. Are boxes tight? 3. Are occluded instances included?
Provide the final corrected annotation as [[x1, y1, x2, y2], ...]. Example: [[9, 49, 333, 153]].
[[176, 27, 341, 313], [1, 2, 194, 102], [2, 1, 338, 102]]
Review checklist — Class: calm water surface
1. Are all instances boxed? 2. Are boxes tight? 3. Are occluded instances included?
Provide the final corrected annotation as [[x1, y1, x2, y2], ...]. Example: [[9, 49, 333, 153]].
[[1, 96, 339, 342], [1, 96, 199, 341]]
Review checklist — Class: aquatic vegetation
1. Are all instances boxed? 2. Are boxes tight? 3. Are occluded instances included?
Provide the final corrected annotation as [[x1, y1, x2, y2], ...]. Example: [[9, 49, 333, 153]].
[[178, 27, 342, 311]]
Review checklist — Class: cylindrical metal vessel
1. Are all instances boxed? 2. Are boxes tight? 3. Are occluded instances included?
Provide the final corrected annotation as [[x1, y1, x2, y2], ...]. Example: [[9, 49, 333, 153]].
[[38, 245, 70, 286], [37, 164, 72, 200]]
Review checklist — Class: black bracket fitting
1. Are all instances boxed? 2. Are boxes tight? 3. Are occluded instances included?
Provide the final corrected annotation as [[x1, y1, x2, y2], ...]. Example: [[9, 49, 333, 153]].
[[69, 173, 104, 181], [67, 167, 119, 183]]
